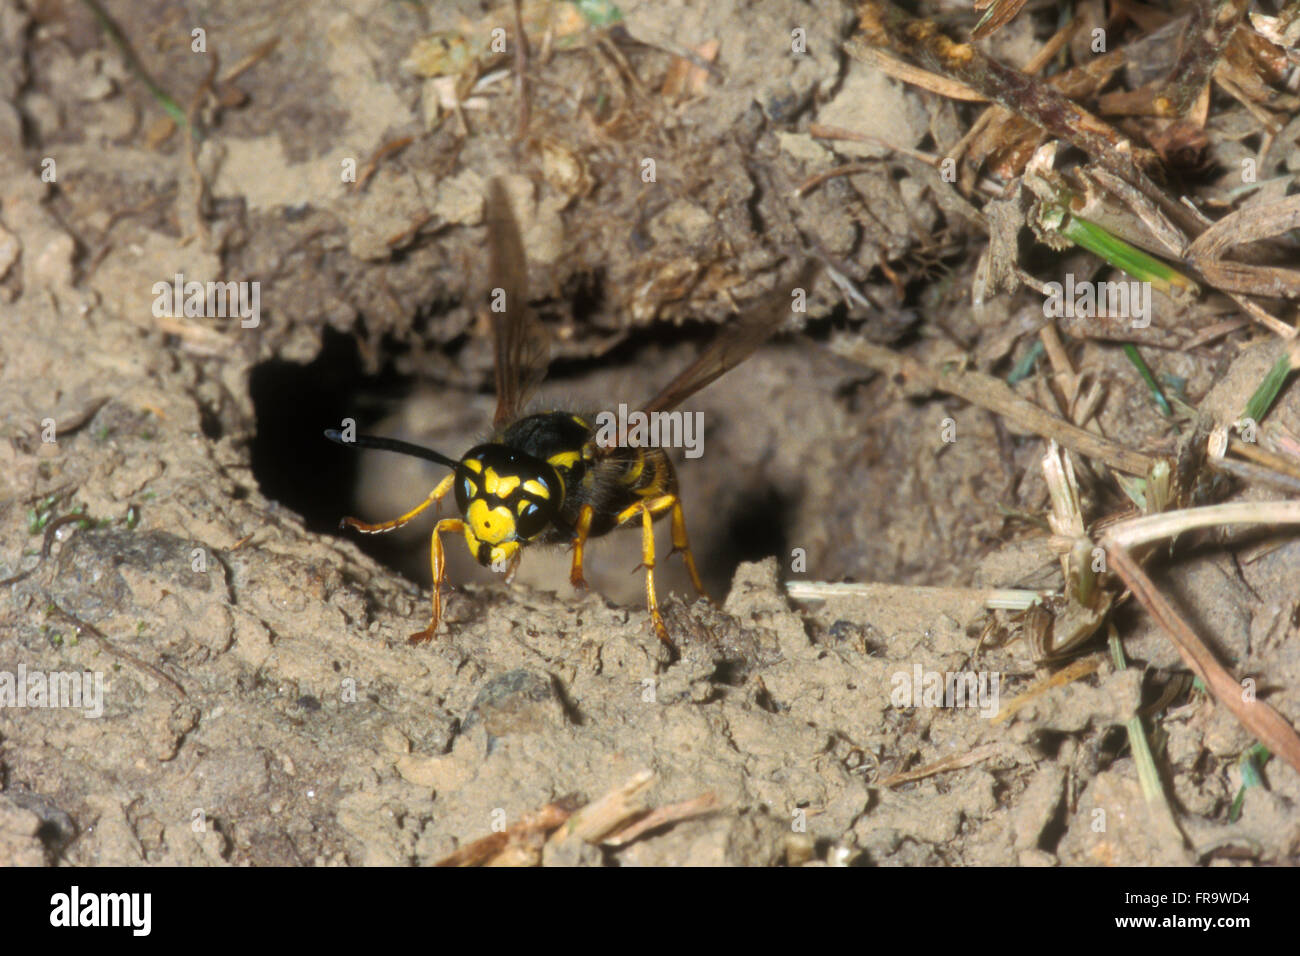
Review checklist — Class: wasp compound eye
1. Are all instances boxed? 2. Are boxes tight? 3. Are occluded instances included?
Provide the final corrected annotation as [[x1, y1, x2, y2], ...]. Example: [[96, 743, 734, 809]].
[[514, 498, 549, 538]]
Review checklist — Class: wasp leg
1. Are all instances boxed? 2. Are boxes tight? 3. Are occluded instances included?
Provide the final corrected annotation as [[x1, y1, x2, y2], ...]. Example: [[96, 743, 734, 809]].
[[341, 473, 455, 535], [569, 504, 595, 589], [615, 495, 677, 648], [668, 498, 708, 599], [409, 517, 467, 644]]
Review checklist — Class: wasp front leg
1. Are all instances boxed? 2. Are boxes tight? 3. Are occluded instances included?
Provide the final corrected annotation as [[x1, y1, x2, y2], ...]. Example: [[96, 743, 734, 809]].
[[340, 473, 455, 535], [334, 473, 460, 644], [409, 517, 467, 644]]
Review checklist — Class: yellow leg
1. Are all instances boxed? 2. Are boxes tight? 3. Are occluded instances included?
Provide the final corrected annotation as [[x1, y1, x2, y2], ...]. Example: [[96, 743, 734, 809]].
[[669, 499, 708, 598], [569, 504, 595, 589], [341, 474, 455, 534], [409, 517, 466, 644], [614, 495, 677, 648]]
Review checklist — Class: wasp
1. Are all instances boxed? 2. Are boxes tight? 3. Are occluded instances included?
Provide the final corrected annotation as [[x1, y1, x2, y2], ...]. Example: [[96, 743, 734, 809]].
[[327, 178, 812, 647]]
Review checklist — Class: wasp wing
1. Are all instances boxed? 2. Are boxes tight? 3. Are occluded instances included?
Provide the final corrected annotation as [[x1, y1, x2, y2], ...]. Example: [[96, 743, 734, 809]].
[[486, 178, 551, 427], [639, 261, 818, 416]]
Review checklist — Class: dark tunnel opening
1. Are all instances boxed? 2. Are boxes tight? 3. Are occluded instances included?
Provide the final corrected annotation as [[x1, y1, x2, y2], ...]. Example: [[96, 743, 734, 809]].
[[247, 326, 426, 578], [248, 322, 800, 599]]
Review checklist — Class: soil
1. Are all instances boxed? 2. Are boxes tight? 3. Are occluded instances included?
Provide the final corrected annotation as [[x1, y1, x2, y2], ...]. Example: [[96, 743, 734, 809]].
[[1, 0, 1297, 866]]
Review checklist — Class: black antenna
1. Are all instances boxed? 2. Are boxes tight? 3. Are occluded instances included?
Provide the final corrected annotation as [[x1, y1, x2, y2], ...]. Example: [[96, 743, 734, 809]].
[[323, 430, 460, 470]]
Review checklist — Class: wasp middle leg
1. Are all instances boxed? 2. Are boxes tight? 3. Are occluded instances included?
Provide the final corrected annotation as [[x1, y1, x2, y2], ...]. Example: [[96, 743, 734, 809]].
[[568, 503, 595, 589], [614, 494, 683, 648]]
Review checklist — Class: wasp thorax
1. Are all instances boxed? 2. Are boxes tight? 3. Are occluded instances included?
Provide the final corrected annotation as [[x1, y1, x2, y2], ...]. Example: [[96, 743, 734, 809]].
[[455, 445, 560, 563]]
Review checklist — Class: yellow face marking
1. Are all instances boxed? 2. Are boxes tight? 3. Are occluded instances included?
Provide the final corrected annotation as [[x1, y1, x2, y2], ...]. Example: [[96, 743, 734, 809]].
[[466, 497, 516, 545], [548, 450, 580, 471], [481, 467, 522, 498], [571, 415, 590, 429], [523, 479, 550, 499], [463, 458, 483, 473]]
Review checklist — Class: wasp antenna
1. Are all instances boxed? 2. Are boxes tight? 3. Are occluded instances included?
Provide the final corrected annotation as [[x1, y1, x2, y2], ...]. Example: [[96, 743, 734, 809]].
[[323, 430, 460, 470]]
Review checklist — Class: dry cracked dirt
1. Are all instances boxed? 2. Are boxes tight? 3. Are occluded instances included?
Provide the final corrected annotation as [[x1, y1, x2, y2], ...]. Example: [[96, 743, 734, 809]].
[[1, 0, 1298, 867]]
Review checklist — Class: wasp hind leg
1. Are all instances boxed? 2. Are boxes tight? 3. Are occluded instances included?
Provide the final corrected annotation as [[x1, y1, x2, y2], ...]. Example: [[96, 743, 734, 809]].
[[615, 494, 681, 649], [409, 517, 467, 644], [668, 498, 708, 599]]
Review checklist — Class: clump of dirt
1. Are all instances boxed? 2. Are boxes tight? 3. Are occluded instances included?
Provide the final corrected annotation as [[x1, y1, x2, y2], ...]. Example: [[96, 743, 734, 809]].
[[2, 0, 1299, 866]]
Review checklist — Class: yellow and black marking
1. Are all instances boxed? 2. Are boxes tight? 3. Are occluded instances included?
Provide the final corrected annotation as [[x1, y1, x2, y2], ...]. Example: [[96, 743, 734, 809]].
[[326, 177, 813, 649]]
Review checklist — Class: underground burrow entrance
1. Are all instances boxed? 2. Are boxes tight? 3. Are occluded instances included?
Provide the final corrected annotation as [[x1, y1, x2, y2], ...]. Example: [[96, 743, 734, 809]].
[[248, 322, 797, 608]]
